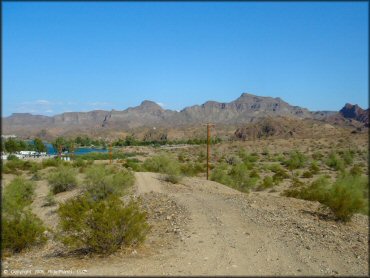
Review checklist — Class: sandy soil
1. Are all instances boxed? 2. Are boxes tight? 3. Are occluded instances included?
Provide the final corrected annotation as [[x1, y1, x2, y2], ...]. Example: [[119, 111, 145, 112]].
[[2, 172, 368, 276]]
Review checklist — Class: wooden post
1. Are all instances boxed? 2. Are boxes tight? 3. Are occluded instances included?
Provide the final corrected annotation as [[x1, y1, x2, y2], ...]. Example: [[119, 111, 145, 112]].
[[58, 145, 62, 159], [71, 143, 74, 160], [109, 143, 112, 164], [206, 123, 215, 180]]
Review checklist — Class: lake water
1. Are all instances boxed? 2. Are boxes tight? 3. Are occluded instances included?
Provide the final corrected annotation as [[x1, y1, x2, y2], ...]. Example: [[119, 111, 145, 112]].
[[46, 143, 108, 155]]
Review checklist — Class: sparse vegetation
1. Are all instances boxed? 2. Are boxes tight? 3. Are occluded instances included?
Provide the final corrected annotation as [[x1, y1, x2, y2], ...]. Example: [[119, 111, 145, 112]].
[[283, 150, 307, 170], [143, 154, 182, 183], [325, 151, 345, 172], [84, 165, 135, 200], [283, 174, 368, 221], [58, 194, 149, 254], [2, 177, 46, 253], [47, 166, 78, 194]]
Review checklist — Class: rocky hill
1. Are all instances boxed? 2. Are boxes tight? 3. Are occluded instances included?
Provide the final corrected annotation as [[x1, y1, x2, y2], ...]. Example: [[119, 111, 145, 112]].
[[2, 93, 368, 139], [339, 103, 369, 127]]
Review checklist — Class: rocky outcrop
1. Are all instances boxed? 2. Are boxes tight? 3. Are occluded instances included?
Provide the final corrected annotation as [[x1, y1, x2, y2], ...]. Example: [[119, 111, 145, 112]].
[[339, 103, 369, 127]]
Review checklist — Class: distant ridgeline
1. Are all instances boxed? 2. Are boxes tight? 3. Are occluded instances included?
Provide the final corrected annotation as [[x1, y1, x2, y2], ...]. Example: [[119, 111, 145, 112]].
[[2, 93, 368, 140]]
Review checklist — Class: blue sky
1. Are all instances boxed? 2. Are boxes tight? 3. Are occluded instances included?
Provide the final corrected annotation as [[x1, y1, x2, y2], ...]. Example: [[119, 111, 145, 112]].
[[3, 1, 368, 116]]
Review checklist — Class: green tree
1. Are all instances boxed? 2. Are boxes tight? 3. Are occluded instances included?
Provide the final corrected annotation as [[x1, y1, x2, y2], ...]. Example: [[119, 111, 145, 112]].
[[52, 137, 66, 153], [4, 138, 19, 153], [34, 138, 47, 153]]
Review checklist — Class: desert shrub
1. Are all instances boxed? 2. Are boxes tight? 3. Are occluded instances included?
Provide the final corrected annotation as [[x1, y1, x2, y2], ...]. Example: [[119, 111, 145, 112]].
[[210, 163, 234, 187], [72, 157, 87, 168], [291, 176, 304, 187], [42, 158, 61, 168], [197, 150, 206, 162], [47, 166, 78, 194], [2, 210, 46, 253], [30, 162, 42, 174], [143, 154, 181, 183], [180, 162, 204, 177], [301, 171, 313, 178], [229, 163, 257, 192], [3, 177, 35, 211], [238, 150, 258, 163], [309, 160, 320, 174], [283, 176, 330, 201], [123, 158, 143, 172], [256, 176, 274, 191], [283, 150, 307, 170], [225, 155, 242, 166], [269, 164, 289, 183], [323, 175, 367, 221], [249, 169, 260, 179], [284, 175, 367, 221], [341, 149, 354, 166], [7, 154, 19, 161], [58, 194, 149, 254], [177, 152, 186, 162], [326, 152, 345, 171], [2, 159, 35, 174], [261, 148, 269, 156], [350, 164, 362, 176], [84, 165, 134, 200], [2, 178, 46, 253]]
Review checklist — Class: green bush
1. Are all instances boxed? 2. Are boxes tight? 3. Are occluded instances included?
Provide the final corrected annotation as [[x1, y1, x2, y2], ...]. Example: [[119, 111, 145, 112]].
[[341, 149, 354, 166], [284, 175, 368, 221], [47, 166, 78, 194], [269, 164, 289, 183], [3, 177, 35, 211], [283, 150, 307, 170], [309, 160, 320, 174], [58, 194, 149, 254], [350, 164, 362, 176], [249, 169, 260, 179], [123, 158, 143, 172], [210, 163, 234, 186], [326, 152, 345, 171], [42, 158, 61, 168], [238, 150, 258, 163], [143, 154, 181, 183], [256, 176, 274, 191], [323, 175, 367, 221], [84, 165, 134, 200], [301, 171, 313, 178], [180, 162, 204, 177], [284, 176, 330, 201], [2, 177, 46, 253], [72, 157, 87, 168], [229, 163, 257, 192], [2, 210, 46, 253], [7, 154, 19, 161]]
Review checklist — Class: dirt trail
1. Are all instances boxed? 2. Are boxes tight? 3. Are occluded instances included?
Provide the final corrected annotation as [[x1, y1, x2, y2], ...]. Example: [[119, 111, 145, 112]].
[[86, 172, 368, 276], [3, 172, 368, 276]]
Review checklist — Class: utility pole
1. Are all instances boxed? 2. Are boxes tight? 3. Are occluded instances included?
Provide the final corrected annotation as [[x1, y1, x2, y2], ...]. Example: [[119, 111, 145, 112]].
[[70, 142, 75, 160], [109, 142, 112, 164], [205, 123, 215, 180], [58, 145, 62, 159]]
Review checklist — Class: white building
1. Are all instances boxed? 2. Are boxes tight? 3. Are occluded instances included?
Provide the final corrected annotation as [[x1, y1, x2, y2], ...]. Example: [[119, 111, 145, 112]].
[[20, 151, 37, 156]]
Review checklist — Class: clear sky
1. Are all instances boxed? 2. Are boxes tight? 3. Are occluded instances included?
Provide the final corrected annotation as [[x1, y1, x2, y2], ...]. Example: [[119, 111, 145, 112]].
[[3, 1, 368, 116]]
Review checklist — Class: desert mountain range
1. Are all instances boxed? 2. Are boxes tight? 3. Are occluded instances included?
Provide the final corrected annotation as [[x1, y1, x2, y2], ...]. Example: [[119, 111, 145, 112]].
[[2, 93, 368, 140]]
